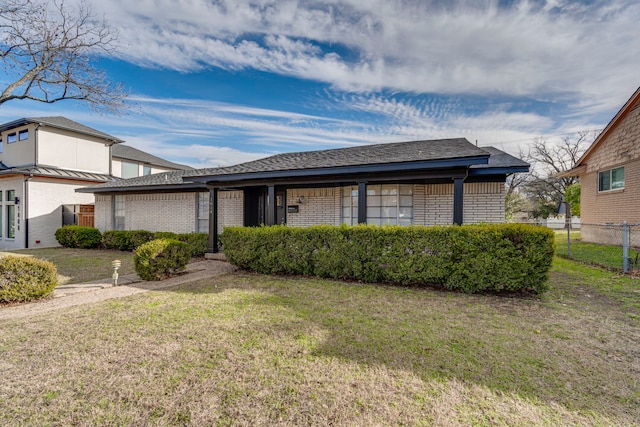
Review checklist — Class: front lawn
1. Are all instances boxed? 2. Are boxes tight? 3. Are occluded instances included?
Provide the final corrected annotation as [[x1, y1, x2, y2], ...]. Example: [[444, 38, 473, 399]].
[[8, 247, 136, 284], [0, 256, 638, 425]]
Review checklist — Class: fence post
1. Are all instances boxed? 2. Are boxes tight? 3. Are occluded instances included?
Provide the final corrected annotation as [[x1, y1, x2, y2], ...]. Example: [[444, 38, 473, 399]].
[[623, 221, 629, 273], [566, 216, 571, 258]]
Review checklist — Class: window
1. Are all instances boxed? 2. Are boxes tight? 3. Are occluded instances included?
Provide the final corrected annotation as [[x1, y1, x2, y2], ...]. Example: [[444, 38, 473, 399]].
[[598, 166, 624, 192], [114, 195, 125, 230], [143, 165, 152, 176], [0, 138, 3, 153], [342, 184, 413, 226], [121, 161, 139, 179], [197, 192, 209, 233], [341, 186, 359, 225], [18, 129, 28, 141], [7, 133, 16, 144], [5, 190, 15, 239]]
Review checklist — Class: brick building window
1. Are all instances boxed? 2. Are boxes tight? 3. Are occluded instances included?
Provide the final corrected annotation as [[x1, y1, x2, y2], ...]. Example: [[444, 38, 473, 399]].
[[598, 166, 624, 192], [197, 192, 209, 233], [341, 184, 413, 225], [114, 195, 125, 230]]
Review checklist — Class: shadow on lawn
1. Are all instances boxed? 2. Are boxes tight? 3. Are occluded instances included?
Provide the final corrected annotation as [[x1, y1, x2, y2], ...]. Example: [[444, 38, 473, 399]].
[[166, 270, 640, 422]]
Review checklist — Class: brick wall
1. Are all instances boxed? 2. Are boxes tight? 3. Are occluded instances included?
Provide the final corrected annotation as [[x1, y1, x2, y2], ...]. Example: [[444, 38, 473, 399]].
[[126, 193, 196, 233], [94, 194, 112, 232], [581, 158, 640, 226], [463, 182, 506, 224], [286, 188, 341, 227], [218, 190, 243, 233]]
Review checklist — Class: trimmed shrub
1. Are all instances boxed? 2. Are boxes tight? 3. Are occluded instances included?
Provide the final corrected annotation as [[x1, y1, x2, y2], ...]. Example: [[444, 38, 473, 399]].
[[177, 233, 208, 258], [0, 256, 58, 302], [128, 230, 155, 250], [221, 224, 555, 294], [102, 230, 131, 251], [154, 231, 178, 240], [54, 225, 102, 249], [134, 239, 191, 281]]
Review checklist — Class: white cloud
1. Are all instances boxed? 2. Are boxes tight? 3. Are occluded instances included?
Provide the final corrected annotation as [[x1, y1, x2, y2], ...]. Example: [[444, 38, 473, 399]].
[[88, 0, 640, 110]]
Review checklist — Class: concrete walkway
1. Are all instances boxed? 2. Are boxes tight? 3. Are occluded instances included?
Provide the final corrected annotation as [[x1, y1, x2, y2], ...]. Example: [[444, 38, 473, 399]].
[[0, 259, 238, 321]]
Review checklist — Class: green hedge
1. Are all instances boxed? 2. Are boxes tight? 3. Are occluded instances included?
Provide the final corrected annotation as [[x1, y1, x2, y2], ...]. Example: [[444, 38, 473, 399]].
[[0, 256, 58, 302], [102, 230, 207, 257], [220, 224, 555, 294], [134, 239, 191, 281], [54, 225, 102, 249]]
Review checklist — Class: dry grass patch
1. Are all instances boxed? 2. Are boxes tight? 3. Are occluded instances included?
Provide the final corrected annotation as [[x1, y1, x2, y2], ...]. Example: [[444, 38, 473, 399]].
[[0, 258, 638, 425]]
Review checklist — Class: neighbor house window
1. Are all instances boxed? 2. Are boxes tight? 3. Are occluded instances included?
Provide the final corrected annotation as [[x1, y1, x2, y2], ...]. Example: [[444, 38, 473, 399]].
[[341, 184, 413, 225], [197, 192, 209, 233], [7, 133, 16, 144], [121, 161, 139, 179], [114, 195, 125, 230], [18, 129, 28, 141], [598, 166, 624, 192], [143, 165, 152, 176], [6, 190, 15, 238]]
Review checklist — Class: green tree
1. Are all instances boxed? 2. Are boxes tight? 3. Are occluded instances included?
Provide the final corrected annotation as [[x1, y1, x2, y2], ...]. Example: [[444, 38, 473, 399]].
[[564, 183, 580, 217]]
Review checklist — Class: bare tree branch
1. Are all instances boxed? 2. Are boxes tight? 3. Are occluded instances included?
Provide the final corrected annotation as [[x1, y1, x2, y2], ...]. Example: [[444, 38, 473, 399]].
[[0, 0, 127, 112]]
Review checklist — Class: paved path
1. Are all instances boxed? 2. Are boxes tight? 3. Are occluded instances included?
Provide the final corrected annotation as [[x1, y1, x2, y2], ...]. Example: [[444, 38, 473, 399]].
[[0, 260, 237, 321]]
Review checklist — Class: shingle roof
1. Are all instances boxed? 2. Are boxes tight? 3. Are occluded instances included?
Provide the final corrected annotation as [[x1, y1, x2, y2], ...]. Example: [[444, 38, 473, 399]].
[[80, 138, 528, 193], [112, 144, 193, 170], [0, 116, 124, 143], [0, 166, 117, 182], [193, 138, 485, 177]]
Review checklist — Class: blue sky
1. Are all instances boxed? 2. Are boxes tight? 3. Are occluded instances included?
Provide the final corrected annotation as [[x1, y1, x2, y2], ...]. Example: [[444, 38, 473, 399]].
[[1, 0, 639, 168]]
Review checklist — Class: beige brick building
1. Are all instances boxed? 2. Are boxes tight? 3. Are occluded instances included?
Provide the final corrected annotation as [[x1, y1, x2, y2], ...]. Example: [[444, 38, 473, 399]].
[[561, 86, 640, 245], [84, 139, 527, 253]]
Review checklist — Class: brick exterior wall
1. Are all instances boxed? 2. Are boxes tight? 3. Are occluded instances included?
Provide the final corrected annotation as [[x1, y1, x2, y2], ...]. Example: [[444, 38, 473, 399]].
[[286, 188, 341, 227], [218, 190, 244, 233], [580, 102, 640, 235], [94, 194, 113, 232]]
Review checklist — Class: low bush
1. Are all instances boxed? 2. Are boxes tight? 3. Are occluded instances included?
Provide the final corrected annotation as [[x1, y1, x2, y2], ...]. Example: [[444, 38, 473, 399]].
[[177, 233, 208, 258], [54, 225, 102, 249], [128, 230, 155, 250], [221, 224, 555, 294], [102, 230, 131, 251], [134, 239, 191, 281], [0, 256, 58, 303]]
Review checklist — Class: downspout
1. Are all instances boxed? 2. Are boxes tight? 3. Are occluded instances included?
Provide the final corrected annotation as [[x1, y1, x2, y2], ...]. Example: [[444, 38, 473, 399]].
[[24, 174, 32, 248]]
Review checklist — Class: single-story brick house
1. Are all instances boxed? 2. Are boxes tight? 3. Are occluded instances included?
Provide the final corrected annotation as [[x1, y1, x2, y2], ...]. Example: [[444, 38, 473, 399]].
[[559, 86, 640, 245], [79, 138, 529, 252]]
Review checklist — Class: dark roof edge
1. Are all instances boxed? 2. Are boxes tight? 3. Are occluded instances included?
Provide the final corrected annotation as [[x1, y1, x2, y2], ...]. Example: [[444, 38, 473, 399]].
[[77, 183, 206, 194], [0, 117, 124, 143], [469, 166, 530, 175]]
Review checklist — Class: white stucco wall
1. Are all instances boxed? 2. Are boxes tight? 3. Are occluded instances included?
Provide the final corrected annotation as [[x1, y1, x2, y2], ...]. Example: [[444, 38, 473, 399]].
[[0, 124, 37, 167], [37, 127, 110, 174]]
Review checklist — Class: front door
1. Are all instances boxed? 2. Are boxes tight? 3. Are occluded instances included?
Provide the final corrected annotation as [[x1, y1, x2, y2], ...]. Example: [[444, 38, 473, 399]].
[[243, 187, 286, 226]]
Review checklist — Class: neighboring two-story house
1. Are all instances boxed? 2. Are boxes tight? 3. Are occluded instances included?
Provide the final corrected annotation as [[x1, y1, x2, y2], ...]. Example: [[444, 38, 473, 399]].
[[560, 86, 640, 245], [0, 117, 190, 250]]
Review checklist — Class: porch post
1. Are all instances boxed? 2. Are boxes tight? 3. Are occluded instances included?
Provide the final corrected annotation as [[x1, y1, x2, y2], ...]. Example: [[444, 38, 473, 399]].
[[208, 188, 219, 253], [357, 182, 367, 224], [453, 178, 464, 225], [265, 185, 276, 226]]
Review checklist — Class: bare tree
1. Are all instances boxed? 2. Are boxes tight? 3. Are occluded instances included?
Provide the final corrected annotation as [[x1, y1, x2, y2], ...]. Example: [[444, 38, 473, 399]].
[[0, 0, 126, 112], [523, 131, 595, 219]]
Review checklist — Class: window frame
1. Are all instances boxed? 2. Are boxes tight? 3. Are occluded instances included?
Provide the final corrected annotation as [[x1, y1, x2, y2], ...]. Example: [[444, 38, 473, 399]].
[[598, 166, 624, 192], [143, 165, 152, 176], [121, 161, 139, 179], [7, 132, 16, 144], [114, 195, 125, 230], [18, 129, 28, 141], [197, 192, 209, 233]]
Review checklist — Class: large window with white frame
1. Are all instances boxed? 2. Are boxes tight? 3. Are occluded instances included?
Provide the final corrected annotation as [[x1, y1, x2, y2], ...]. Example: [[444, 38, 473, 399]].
[[598, 166, 624, 192], [342, 184, 413, 225], [114, 195, 125, 230], [197, 192, 209, 233]]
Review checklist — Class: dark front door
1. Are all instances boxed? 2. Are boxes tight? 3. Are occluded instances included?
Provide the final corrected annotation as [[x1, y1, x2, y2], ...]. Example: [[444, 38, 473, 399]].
[[244, 187, 286, 226], [244, 187, 265, 226]]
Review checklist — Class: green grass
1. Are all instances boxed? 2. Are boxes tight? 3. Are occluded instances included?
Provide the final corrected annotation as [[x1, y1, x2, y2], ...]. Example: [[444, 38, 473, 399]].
[[555, 230, 639, 271], [0, 256, 638, 425], [7, 247, 136, 284]]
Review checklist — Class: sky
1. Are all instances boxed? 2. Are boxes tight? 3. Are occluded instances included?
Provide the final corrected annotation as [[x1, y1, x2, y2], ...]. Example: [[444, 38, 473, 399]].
[[1, 0, 639, 169]]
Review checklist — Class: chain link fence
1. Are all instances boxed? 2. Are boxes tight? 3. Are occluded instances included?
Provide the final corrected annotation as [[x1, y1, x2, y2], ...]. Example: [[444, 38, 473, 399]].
[[555, 222, 640, 273]]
